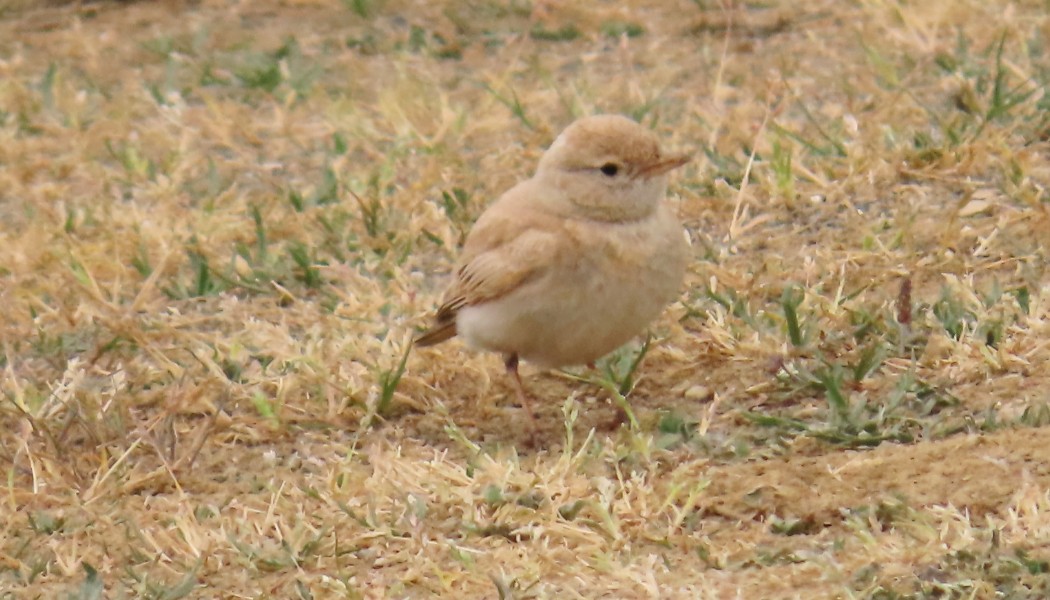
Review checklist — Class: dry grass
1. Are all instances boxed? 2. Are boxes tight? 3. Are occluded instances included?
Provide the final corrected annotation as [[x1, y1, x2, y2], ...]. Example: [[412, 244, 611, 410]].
[[2, 0, 1049, 597]]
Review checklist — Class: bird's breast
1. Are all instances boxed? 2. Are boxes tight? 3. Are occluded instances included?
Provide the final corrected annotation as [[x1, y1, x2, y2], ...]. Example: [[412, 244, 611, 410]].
[[457, 208, 688, 368]]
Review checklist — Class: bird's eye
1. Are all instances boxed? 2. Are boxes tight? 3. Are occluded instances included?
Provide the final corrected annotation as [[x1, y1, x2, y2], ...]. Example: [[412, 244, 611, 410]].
[[599, 163, 619, 177]]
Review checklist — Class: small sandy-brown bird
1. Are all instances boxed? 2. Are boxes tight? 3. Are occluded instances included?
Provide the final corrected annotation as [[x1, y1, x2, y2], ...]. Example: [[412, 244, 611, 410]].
[[417, 114, 690, 419]]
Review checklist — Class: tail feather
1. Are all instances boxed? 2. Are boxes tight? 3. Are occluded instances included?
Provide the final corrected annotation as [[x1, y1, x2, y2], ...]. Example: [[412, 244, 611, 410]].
[[415, 321, 457, 347]]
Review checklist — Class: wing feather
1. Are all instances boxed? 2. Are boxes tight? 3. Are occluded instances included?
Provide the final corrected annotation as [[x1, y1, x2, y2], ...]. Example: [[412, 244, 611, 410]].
[[417, 187, 564, 346]]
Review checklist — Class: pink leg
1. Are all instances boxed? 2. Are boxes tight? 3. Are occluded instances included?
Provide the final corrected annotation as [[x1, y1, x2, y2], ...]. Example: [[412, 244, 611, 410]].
[[504, 354, 539, 444]]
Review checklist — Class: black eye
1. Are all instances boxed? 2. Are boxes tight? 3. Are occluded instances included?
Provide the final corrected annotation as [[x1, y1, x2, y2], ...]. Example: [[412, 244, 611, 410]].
[[599, 163, 619, 177]]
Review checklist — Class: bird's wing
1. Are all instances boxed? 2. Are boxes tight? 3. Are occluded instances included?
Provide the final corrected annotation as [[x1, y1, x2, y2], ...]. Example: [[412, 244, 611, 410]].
[[416, 198, 564, 346], [439, 223, 560, 318]]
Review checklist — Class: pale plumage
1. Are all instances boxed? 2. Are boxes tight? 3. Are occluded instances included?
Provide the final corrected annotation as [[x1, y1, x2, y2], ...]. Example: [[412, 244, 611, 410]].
[[417, 114, 690, 421]]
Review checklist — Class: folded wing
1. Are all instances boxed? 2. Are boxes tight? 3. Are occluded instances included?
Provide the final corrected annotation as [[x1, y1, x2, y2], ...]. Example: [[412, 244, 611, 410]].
[[416, 207, 562, 347]]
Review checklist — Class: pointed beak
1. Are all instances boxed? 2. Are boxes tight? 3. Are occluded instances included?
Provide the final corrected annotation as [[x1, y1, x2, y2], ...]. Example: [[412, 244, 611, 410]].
[[637, 152, 691, 178]]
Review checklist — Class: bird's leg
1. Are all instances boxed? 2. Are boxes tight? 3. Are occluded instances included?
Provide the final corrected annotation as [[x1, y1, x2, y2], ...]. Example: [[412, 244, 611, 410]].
[[504, 353, 535, 419], [504, 354, 540, 445]]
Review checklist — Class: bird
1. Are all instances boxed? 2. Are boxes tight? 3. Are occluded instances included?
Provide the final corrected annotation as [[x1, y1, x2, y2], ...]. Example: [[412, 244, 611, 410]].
[[416, 114, 690, 425]]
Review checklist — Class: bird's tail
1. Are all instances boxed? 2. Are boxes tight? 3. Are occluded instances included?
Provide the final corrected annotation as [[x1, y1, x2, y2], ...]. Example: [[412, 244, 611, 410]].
[[415, 321, 457, 347]]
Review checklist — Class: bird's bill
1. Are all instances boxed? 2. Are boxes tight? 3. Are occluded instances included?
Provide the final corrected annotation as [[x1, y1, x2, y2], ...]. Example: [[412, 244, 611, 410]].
[[638, 153, 691, 178]]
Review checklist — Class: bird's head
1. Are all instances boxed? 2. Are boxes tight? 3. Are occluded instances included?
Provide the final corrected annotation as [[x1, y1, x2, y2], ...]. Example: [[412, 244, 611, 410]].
[[536, 114, 689, 221]]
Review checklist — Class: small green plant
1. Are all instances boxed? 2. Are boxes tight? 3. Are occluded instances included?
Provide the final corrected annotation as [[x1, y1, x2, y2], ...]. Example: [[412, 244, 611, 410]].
[[72, 562, 104, 600], [971, 33, 1041, 140], [852, 343, 887, 382], [233, 37, 319, 98], [250, 391, 280, 428], [600, 21, 644, 38], [375, 340, 412, 417], [39, 62, 58, 110], [105, 139, 156, 182], [704, 285, 757, 328], [654, 410, 698, 450], [481, 83, 534, 130], [701, 146, 747, 187], [769, 515, 819, 536], [187, 248, 219, 297], [529, 24, 580, 42], [235, 57, 281, 93], [815, 363, 849, 425], [779, 285, 806, 347], [932, 286, 976, 340], [287, 242, 322, 288], [749, 357, 964, 449], [559, 337, 652, 430], [342, 0, 377, 18], [1019, 402, 1050, 427], [770, 137, 794, 199], [353, 190, 384, 238], [440, 187, 472, 222]]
